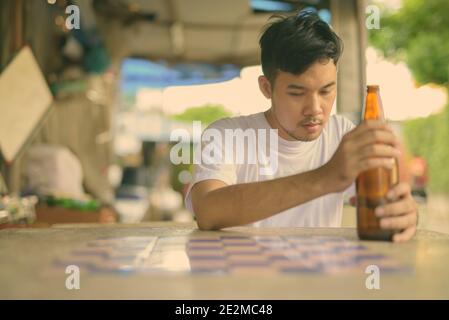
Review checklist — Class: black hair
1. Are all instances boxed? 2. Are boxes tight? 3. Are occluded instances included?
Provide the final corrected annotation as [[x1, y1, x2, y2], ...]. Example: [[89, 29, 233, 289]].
[[259, 10, 343, 83]]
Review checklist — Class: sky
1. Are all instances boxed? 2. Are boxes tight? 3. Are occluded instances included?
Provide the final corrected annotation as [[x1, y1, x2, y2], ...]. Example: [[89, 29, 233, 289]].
[[136, 47, 447, 122]]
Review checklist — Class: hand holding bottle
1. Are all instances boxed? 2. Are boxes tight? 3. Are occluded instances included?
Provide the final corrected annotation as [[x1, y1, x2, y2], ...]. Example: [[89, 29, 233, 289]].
[[322, 120, 400, 193]]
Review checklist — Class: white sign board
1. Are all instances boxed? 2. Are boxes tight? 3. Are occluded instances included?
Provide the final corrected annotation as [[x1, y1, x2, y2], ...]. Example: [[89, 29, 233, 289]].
[[0, 46, 53, 163]]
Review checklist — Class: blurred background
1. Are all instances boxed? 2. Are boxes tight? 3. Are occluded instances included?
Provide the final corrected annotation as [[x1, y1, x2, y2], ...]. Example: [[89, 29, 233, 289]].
[[0, 0, 448, 233]]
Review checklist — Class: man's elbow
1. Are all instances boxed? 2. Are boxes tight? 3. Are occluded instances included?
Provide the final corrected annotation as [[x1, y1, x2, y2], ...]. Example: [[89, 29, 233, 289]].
[[190, 180, 231, 231], [196, 218, 216, 231], [193, 205, 221, 231]]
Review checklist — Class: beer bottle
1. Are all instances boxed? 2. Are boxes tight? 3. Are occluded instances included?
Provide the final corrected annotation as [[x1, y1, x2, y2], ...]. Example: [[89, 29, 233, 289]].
[[356, 85, 399, 241]]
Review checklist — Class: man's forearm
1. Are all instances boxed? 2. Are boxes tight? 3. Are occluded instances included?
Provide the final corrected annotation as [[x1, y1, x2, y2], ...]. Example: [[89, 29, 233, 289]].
[[193, 165, 335, 230]]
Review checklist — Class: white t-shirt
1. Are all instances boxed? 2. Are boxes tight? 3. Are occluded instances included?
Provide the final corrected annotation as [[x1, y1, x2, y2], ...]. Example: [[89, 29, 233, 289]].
[[185, 111, 356, 228]]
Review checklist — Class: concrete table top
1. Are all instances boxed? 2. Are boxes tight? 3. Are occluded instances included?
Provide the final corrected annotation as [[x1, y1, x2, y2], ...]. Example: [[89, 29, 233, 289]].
[[1, 222, 448, 299]]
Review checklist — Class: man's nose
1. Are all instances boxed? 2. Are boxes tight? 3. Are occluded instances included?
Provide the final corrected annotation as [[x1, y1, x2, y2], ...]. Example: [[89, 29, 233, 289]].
[[303, 93, 322, 116]]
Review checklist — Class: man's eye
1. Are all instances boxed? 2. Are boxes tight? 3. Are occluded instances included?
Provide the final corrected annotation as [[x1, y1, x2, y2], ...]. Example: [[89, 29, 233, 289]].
[[320, 91, 331, 95], [288, 92, 304, 97]]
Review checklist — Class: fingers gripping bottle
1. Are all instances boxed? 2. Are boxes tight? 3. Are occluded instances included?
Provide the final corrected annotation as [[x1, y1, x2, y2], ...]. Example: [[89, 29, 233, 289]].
[[356, 85, 399, 241]]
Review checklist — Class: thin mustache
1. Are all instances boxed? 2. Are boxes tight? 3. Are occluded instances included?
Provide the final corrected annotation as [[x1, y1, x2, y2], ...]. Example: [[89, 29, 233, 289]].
[[300, 119, 323, 126]]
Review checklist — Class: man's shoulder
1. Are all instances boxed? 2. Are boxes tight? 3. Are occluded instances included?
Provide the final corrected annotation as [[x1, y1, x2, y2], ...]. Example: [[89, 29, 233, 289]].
[[329, 113, 356, 128], [326, 114, 356, 137], [206, 112, 264, 131]]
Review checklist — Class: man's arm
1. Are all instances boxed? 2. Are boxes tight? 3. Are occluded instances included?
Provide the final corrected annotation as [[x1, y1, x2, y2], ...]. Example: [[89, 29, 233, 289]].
[[192, 120, 400, 230], [192, 168, 333, 230]]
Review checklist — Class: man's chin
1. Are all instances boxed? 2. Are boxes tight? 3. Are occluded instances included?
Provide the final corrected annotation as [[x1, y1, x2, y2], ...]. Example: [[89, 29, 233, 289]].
[[291, 126, 322, 141], [299, 134, 321, 142]]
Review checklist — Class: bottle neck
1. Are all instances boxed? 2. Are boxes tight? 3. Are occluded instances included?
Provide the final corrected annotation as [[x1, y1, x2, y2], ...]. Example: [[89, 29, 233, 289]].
[[363, 89, 384, 121]]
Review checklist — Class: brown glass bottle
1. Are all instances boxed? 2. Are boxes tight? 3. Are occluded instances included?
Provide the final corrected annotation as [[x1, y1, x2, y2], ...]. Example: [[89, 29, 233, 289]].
[[356, 85, 399, 241]]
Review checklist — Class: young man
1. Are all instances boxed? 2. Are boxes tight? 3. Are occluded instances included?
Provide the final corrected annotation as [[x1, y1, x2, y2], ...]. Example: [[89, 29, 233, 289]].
[[186, 12, 417, 242]]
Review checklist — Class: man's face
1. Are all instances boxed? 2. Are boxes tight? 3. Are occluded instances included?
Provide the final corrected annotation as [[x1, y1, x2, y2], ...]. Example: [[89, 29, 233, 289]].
[[261, 59, 337, 141]]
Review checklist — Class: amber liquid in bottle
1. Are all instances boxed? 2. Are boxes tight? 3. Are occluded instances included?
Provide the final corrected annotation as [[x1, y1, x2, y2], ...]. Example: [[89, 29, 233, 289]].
[[356, 85, 399, 241]]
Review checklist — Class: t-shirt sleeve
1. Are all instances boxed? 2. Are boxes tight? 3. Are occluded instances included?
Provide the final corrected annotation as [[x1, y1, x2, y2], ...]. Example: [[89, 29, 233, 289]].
[[184, 119, 237, 213]]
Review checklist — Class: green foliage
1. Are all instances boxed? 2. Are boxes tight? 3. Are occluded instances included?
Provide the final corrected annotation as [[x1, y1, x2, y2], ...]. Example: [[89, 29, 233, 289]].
[[403, 105, 449, 193], [369, 0, 449, 87], [171, 104, 233, 125]]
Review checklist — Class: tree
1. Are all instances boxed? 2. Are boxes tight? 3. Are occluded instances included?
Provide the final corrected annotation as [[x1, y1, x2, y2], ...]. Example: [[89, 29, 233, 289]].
[[370, 0, 449, 193], [171, 104, 232, 125], [369, 0, 449, 88]]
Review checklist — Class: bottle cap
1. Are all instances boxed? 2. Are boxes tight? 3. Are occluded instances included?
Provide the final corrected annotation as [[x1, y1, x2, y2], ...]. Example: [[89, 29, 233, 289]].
[[367, 85, 380, 92]]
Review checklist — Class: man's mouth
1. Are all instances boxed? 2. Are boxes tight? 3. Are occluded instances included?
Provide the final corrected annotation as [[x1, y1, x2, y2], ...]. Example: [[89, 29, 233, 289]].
[[301, 118, 323, 127], [301, 122, 321, 133]]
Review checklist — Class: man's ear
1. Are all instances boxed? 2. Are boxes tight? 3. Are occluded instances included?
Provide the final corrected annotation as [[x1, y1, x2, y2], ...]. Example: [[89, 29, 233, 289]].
[[258, 75, 272, 99]]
